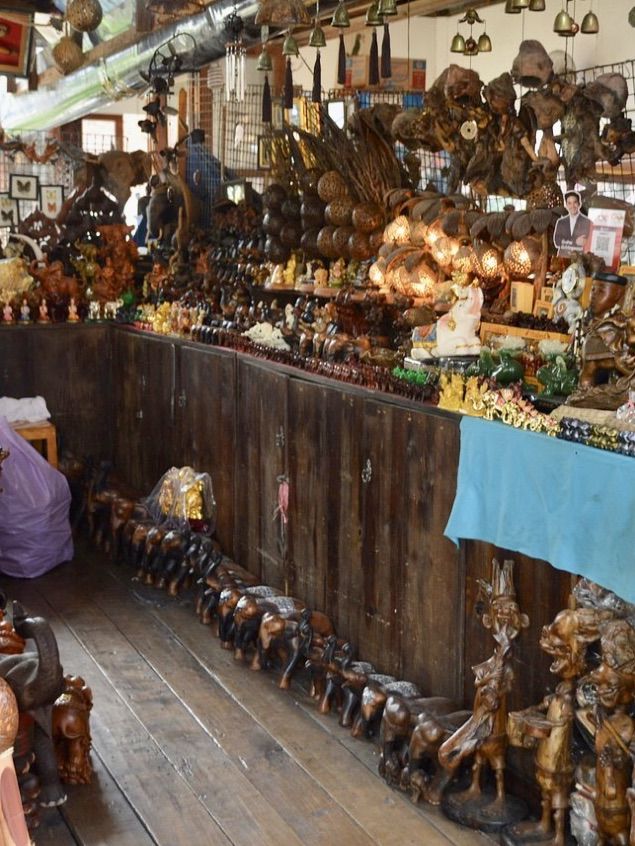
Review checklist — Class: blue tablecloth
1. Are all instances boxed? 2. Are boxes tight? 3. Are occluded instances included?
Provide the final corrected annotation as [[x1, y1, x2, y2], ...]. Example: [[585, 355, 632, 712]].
[[445, 416, 635, 603]]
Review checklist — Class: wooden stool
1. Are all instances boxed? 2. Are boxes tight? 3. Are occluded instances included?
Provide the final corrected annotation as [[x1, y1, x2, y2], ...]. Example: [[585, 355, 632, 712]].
[[11, 420, 58, 469]]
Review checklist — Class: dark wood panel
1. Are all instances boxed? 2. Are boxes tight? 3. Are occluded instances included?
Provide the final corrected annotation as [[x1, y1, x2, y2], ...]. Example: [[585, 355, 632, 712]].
[[176, 345, 236, 554], [112, 330, 178, 494], [234, 359, 288, 583], [0, 324, 111, 461]]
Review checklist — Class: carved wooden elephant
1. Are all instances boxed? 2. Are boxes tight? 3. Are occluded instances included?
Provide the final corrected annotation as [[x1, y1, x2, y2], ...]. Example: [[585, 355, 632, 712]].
[[153, 529, 191, 593], [217, 585, 283, 648], [351, 677, 421, 739], [52, 675, 92, 785], [405, 708, 471, 805], [232, 594, 302, 661], [0, 602, 66, 807]]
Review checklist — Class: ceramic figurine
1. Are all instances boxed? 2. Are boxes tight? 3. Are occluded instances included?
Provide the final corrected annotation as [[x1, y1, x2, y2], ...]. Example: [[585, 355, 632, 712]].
[[37, 299, 50, 324], [503, 606, 606, 846], [2, 301, 13, 324], [19, 298, 30, 323], [67, 297, 79, 323], [87, 301, 101, 322], [439, 559, 529, 832]]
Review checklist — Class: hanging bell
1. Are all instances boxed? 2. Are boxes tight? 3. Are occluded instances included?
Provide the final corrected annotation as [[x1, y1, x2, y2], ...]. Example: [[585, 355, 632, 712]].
[[510, 0, 530, 8], [331, 1, 350, 27], [450, 32, 466, 53], [256, 47, 273, 71], [463, 36, 479, 56], [378, 0, 397, 16], [282, 32, 299, 55], [529, 0, 546, 9], [478, 31, 492, 52], [553, 8, 573, 33], [580, 10, 599, 33], [309, 23, 327, 47], [505, 0, 522, 12], [365, 1, 382, 26]]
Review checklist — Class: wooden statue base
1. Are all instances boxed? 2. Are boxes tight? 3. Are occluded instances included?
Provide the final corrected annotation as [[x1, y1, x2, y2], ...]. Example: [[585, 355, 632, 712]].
[[500, 820, 576, 846], [442, 788, 528, 834]]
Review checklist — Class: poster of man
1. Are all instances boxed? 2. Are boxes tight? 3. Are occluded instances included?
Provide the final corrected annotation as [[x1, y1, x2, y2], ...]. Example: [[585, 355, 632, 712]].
[[0, 14, 33, 78], [553, 190, 593, 258]]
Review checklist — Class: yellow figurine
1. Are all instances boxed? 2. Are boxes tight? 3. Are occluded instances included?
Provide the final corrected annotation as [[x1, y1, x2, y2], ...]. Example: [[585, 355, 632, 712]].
[[437, 372, 465, 412]]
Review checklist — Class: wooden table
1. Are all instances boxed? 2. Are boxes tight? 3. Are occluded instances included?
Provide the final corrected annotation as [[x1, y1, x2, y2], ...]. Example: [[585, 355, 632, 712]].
[[10, 419, 58, 469]]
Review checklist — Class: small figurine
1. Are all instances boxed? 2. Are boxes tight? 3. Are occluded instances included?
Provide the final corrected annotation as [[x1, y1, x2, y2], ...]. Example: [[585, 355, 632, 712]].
[[38, 298, 50, 323], [2, 300, 13, 324], [19, 297, 30, 323], [87, 301, 101, 322], [67, 297, 79, 323]]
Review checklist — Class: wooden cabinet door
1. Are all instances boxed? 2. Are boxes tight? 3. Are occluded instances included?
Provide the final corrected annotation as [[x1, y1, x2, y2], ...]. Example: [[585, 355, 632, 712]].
[[361, 401, 463, 699], [112, 331, 177, 493], [176, 345, 236, 554], [287, 378, 365, 646], [0, 326, 32, 397], [233, 358, 288, 583]]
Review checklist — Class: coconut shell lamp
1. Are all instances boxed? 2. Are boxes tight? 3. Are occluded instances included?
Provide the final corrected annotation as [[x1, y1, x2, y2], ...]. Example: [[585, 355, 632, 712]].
[[503, 237, 540, 278], [66, 0, 103, 32]]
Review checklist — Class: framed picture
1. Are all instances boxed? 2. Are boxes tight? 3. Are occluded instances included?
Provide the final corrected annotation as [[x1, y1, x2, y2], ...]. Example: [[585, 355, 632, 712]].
[[257, 136, 271, 171], [533, 299, 554, 320], [271, 100, 284, 131], [0, 12, 34, 78], [40, 184, 64, 220], [9, 173, 39, 202], [0, 194, 19, 228]]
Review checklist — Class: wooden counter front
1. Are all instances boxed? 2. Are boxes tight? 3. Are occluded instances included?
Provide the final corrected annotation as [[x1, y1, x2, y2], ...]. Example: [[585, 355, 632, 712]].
[[0, 323, 574, 714]]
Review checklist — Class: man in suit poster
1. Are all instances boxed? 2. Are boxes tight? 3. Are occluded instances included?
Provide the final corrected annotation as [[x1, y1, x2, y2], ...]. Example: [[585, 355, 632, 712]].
[[553, 190, 592, 258]]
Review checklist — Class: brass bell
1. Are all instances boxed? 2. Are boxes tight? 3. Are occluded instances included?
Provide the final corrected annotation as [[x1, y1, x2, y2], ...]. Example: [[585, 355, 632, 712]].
[[378, 0, 397, 17], [580, 10, 599, 33], [282, 32, 299, 56], [505, 0, 521, 13], [365, 1, 382, 26], [529, 0, 546, 9], [477, 32, 492, 52], [553, 8, 573, 33], [511, 0, 530, 7], [256, 47, 272, 71], [309, 23, 327, 47], [450, 32, 466, 53], [463, 36, 479, 56], [331, 1, 350, 27]]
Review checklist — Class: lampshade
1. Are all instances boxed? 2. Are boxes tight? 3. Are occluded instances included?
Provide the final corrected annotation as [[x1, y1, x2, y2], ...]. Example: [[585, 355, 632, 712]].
[[378, 0, 397, 16], [256, 47, 273, 71], [331, 1, 350, 27], [553, 9, 573, 33], [365, 1, 382, 26], [477, 32, 492, 52], [309, 23, 327, 47], [282, 32, 299, 55], [505, 0, 522, 13], [581, 10, 599, 33], [450, 32, 466, 53], [529, 0, 546, 9]]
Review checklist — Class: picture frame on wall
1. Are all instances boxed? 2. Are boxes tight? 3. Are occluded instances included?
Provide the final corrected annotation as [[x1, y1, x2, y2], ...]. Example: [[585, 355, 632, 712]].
[[40, 184, 64, 220], [9, 173, 39, 202], [257, 135, 272, 171], [0, 194, 19, 228], [0, 12, 34, 78]]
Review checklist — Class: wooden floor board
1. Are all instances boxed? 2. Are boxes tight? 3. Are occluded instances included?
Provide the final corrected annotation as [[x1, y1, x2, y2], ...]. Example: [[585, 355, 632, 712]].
[[1, 548, 493, 846]]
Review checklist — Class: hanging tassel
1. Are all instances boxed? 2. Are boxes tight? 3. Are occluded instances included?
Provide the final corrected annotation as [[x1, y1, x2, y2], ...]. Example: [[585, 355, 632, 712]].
[[312, 51, 322, 103], [262, 73, 272, 123], [369, 28, 379, 86], [284, 57, 294, 109], [381, 22, 392, 79], [337, 32, 346, 86]]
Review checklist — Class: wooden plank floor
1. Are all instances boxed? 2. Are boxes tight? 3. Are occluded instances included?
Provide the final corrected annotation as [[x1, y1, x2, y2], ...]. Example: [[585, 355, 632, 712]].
[[1, 543, 494, 846]]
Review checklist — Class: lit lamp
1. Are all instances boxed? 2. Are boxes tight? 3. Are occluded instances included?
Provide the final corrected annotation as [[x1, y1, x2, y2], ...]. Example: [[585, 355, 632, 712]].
[[409, 220, 428, 246], [452, 241, 475, 274], [431, 236, 460, 271], [472, 243, 503, 280], [503, 238, 539, 278], [384, 215, 411, 245], [410, 261, 436, 299], [424, 218, 446, 249]]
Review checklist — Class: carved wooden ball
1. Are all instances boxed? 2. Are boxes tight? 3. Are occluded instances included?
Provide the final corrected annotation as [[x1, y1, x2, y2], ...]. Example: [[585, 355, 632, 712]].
[[53, 36, 84, 74], [352, 202, 384, 233], [325, 199, 353, 227], [66, 0, 103, 32], [317, 171, 349, 203], [332, 225, 355, 257]]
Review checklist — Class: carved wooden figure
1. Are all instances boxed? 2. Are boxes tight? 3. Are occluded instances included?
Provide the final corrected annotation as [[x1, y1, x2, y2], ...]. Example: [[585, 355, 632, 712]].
[[439, 559, 529, 832], [503, 606, 607, 846], [52, 675, 92, 785]]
